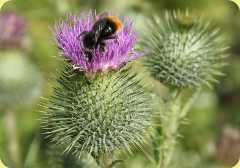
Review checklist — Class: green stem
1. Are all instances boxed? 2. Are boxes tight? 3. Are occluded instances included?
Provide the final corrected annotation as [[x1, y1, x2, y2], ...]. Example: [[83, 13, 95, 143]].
[[24, 136, 39, 168], [108, 160, 124, 168], [96, 154, 111, 168], [156, 88, 201, 168], [157, 89, 182, 168], [180, 88, 201, 119], [96, 154, 122, 168], [4, 109, 21, 168]]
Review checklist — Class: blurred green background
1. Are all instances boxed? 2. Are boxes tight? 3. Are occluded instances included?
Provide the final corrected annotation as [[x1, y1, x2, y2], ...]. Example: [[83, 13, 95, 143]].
[[0, 0, 240, 168]]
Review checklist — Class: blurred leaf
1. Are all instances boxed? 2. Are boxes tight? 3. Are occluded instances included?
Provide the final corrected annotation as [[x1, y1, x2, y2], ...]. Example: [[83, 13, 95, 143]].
[[233, 159, 240, 168], [0, 160, 7, 168], [229, 0, 240, 9], [0, 0, 10, 9]]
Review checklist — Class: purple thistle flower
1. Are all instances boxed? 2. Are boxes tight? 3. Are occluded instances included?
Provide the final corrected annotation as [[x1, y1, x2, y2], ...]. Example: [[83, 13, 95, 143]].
[[0, 11, 26, 49], [55, 12, 141, 73]]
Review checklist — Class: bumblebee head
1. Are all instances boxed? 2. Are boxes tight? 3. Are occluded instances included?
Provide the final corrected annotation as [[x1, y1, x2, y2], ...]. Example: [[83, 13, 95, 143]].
[[107, 16, 123, 32]]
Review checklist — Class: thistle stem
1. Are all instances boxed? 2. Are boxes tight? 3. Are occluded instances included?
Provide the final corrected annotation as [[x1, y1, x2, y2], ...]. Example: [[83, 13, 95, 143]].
[[157, 88, 201, 168], [96, 154, 122, 168], [96, 154, 111, 168], [4, 109, 21, 168], [181, 88, 201, 119], [157, 89, 182, 168]]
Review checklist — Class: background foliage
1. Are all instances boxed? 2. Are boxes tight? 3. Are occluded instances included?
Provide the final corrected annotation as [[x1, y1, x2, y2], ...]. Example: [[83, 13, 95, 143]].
[[0, 0, 240, 168]]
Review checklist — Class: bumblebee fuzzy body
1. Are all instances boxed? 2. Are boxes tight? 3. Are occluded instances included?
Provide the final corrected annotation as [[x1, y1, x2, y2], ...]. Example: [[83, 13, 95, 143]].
[[80, 15, 123, 61]]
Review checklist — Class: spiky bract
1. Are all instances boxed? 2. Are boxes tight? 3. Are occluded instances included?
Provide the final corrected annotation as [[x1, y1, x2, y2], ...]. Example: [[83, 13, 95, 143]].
[[143, 11, 228, 88], [42, 66, 151, 158]]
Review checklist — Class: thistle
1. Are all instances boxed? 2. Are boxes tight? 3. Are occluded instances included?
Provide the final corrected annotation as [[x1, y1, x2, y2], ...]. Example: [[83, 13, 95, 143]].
[[143, 11, 227, 88], [55, 12, 141, 73], [41, 11, 152, 165], [141, 11, 228, 168], [0, 11, 27, 49]]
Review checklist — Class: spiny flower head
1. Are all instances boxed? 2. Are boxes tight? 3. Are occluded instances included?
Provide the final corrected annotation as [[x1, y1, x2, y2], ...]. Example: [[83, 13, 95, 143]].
[[55, 12, 141, 74], [0, 11, 26, 49], [143, 11, 228, 88], [42, 67, 152, 158]]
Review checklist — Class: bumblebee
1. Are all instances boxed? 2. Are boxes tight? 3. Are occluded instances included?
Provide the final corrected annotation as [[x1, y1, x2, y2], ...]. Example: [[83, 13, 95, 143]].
[[79, 15, 123, 61]]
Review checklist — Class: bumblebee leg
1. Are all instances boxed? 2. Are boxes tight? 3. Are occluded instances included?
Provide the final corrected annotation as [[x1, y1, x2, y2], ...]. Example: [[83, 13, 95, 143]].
[[84, 48, 93, 62], [99, 41, 106, 52], [57, 45, 63, 51], [77, 31, 88, 39], [104, 34, 118, 40], [105, 35, 119, 44]]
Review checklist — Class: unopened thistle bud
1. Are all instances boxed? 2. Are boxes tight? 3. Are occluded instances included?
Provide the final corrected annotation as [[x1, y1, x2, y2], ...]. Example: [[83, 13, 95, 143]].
[[0, 51, 42, 107], [143, 11, 228, 88]]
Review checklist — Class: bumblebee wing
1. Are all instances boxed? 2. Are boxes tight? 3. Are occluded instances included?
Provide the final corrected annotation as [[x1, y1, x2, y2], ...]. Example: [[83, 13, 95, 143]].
[[92, 19, 107, 40], [96, 12, 109, 20]]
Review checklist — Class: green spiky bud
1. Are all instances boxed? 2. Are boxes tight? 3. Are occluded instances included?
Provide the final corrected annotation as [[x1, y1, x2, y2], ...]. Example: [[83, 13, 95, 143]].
[[142, 11, 228, 88], [0, 51, 42, 107], [41, 66, 152, 158]]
